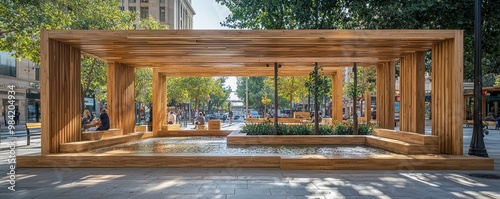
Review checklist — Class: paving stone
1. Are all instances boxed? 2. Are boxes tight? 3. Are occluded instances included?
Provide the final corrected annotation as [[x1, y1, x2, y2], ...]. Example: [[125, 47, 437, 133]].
[[235, 188, 272, 195], [198, 187, 235, 195]]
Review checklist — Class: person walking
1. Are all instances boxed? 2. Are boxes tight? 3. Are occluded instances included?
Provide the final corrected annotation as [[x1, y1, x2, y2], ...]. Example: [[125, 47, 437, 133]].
[[228, 110, 234, 125]]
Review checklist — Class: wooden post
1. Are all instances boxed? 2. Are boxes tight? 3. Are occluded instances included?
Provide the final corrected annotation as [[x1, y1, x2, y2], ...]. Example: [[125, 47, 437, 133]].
[[432, 31, 464, 155], [376, 62, 395, 129], [331, 68, 343, 123], [399, 52, 425, 134], [40, 29, 82, 154], [107, 62, 135, 135], [152, 69, 167, 136], [364, 92, 371, 122]]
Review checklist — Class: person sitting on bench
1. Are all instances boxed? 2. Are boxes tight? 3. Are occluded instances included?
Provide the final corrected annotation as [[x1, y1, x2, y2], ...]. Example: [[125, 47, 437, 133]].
[[192, 112, 205, 129], [168, 111, 176, 124], [87, 109, 110, 131]]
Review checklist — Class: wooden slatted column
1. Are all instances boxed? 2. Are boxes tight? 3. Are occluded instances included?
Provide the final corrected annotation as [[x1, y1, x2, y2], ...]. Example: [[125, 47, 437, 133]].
[[399, 52, 425, 134], [431, 31, 464, 155], [331, 68, 344, 123], [364, 92, 371, 122], [40, 30, 82, 154], [152, 69, 167, 136], [375, 62, 395, 129], [107, 62, 135, 135]]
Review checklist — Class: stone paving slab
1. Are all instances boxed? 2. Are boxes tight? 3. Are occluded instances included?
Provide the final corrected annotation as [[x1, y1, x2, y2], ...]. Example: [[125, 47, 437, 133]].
[[1, 127, 499, 198]]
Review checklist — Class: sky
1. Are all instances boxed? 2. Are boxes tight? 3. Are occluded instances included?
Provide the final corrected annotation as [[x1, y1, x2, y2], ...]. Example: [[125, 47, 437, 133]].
[[191, 0, 240, 100]]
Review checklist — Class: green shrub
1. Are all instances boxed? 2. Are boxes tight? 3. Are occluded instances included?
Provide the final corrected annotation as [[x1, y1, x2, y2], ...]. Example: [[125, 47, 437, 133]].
[[278, 124, 313, 135], [241, 122, 375, 135], [358, 123, 373, 135], [319, 125, 335, 135], [242, 123, 275, 135], [333, 123, 353, 135]]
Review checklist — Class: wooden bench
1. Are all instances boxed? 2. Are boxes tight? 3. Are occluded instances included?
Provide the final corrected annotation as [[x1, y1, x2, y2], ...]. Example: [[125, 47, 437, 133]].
[[134, 125, 147, 132], [162, 124, 181, 131], [277, 118, 303, 123], [197, 125, 206, 130], [369, 128, 440, 154], [81, 129, 122, 141], [245, 118, 267, 124], [293, 112, 310, 119], [60, 132, 143, 153], [464, 120, 474, 127], [26, 123, 41, 145], [484, 121, 497, 129], [208, 120, 221, 130]]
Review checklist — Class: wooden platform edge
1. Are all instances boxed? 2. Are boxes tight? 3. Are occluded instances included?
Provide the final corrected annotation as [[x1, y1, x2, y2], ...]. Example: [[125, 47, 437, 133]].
[[16, 154, 493, 170], [17, 154, 281, 168]]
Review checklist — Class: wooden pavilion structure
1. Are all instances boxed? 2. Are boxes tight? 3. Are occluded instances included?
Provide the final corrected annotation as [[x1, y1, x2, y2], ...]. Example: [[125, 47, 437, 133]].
[[40, 29, 463, 155]]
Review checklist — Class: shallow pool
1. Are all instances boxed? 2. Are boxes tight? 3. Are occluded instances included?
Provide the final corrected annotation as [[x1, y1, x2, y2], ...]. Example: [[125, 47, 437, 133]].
[[90, 137, 392, 155]]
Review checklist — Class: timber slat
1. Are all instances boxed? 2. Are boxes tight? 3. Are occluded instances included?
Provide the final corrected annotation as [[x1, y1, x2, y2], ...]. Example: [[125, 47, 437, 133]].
[[17, 153, 493, 170], [60, 132, 144, 153]]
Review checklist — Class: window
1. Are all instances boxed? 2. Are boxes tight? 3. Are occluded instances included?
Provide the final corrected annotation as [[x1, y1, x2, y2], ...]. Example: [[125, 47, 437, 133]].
[[160, 7, 166, 22], [128, 0, 136, 3], [0, 51, 16, 77], [140, 7, 149, 19], [129, 7, 136, 12], [140, 0, 149, 2], [119, 6, 124, 11], [160, 0, 166, 2]]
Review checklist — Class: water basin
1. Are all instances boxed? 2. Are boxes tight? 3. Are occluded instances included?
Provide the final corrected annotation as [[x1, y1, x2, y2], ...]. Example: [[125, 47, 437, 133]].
[[90, 137, 392, 155]]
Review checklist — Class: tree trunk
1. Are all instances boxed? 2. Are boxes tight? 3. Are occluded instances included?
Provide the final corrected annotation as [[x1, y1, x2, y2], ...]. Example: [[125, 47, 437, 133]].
[[314, 63, 320, 135], [353, 63, 358, 135]]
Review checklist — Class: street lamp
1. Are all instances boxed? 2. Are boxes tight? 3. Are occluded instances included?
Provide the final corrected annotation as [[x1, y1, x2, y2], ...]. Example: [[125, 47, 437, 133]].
[[468, 0, 488, 157]]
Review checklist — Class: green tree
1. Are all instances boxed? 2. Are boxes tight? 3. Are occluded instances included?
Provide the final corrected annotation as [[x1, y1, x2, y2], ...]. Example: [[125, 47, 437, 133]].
[[136, 16, 168, 30], [166, 77, 189, 105], [261, 93, 272, 116], [0, 0, 137, 63], [167, 77, 225, 115], [135, 68, 153, 105], [495, 74, 500, 86], [483, 73, 497, 87], [265, 76, 308, 117], [348, 0, 500, 80], [344, 67, 376, 100], [306, 64, 330, 135], [236, 77, 271, 112], [216, 0, 500, 80], [215, 0, 355, 29], [210, 77, 231, 112]]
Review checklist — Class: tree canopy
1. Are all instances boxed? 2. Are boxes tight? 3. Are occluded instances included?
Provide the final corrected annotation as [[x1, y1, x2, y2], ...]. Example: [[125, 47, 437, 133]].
[[0, 0, 136, 63], [216, 0, 500, 80], [265, 76, 308, 115], [167, 77, 227, 113]]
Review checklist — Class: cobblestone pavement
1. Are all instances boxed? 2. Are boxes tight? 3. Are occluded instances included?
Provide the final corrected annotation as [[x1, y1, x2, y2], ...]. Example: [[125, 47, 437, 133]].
[[0, 125, 498, 199]]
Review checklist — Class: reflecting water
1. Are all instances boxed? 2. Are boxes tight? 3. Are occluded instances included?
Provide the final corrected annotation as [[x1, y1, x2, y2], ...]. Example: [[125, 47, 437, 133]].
[[90, 137, 392, 155]]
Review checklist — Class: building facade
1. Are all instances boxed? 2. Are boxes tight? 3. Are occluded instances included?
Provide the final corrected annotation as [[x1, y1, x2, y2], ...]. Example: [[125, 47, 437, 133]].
[[119, 0, 195, 29], [0, 51, 41, 126]]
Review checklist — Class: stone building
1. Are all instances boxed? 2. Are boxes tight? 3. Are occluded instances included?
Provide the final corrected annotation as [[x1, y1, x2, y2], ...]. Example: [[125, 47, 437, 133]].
[[119, 0, 195, 29], [0, 51, 41, 125]]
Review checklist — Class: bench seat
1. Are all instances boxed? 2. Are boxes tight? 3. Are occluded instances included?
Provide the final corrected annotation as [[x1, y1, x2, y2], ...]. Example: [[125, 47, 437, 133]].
[[60, 132, 143, 153], [161, 124, 181, 131], [26, 123, 42, 145], [81, 129, 122, 141]]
